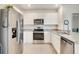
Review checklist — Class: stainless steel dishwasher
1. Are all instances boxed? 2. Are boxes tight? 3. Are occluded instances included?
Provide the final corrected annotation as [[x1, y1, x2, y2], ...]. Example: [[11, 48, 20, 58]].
[[61, 36, 74, 54]]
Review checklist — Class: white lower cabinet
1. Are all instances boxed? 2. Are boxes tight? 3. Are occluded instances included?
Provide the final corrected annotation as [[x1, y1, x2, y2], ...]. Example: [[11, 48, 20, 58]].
[[44, 31, 51, 43], [51, 33, 61, 54], [75, 43, 79, 54], [24, 31, 33, 43]]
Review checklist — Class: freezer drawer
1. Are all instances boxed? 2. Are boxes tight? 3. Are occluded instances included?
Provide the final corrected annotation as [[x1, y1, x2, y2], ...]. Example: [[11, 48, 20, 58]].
[[61, 37, 74, 54]]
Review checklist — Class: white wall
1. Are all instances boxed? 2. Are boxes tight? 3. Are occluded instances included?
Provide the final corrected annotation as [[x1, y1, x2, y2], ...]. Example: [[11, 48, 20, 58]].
[[57, 4, 79, 31], [23, 10, 58, 43], [58, 5, 64, 30], [63, 4, 79, 31]]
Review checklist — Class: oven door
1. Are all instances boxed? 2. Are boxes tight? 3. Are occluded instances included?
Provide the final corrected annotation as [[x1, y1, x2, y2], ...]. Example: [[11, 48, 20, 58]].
[[33, 32, 44, 40]]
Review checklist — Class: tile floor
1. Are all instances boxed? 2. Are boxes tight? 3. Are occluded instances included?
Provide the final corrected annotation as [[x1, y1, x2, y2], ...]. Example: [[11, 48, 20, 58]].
[[9, 38, 56, 54], [23, 43, 56, 54], [9, 38, 23, 54]]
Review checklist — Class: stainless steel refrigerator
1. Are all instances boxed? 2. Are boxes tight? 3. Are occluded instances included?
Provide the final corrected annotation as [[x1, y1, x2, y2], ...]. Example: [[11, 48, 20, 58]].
[[0, 8, 23, 54], [0, 9, 9, 54]]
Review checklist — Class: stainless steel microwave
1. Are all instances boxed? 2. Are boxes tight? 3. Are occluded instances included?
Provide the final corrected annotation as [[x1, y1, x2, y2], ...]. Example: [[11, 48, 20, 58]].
[[34, 19, 44, 25]]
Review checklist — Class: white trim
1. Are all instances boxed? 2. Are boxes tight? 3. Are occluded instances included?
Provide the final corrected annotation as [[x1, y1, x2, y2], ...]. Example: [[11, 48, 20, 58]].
[[13, 6, 23, 15]]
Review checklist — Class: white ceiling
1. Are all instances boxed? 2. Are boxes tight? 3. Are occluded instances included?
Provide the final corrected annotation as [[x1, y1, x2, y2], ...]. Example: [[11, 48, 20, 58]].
[[14, 4, 60, 11]]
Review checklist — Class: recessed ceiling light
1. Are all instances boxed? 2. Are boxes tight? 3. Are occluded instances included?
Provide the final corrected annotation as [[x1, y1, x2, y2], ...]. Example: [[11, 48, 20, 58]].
[[27, 4, 31, 7], [55, 4, 59, 7]]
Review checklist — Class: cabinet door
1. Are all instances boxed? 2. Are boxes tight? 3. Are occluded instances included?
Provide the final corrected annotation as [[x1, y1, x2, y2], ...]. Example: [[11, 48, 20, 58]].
[[44, 31, 50, 43], [24, 31, 33, 43], [51, 33, 61, 54], [75, 43, 79, 54], [44, 13, 58, 24]]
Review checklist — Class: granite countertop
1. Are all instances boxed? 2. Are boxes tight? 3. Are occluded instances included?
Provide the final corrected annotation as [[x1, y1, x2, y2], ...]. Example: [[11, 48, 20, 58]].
[[61, 32, 79, 43], [53, 31, 79, 43]]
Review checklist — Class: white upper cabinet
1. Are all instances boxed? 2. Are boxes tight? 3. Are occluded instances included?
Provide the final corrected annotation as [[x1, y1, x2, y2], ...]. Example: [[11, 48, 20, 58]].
[[44, 13, 58, 25], [23, 10, 58, 25]]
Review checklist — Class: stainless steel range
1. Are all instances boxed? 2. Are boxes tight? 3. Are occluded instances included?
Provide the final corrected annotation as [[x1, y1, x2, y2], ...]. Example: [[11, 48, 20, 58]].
[[33, 19, 44, 40]]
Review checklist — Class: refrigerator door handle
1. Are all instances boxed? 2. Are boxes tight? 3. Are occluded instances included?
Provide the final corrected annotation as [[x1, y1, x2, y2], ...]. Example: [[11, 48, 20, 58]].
[[2, 25, 8, 28]]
